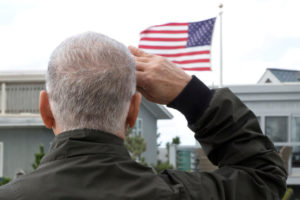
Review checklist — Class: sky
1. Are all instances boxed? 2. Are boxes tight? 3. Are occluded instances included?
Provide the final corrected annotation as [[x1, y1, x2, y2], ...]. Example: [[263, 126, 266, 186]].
[[1, 0, 300, 146]]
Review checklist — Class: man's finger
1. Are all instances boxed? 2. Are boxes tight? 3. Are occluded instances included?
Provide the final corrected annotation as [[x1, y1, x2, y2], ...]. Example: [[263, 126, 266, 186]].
[[128, 46, 147, 57], [135, 61, 147, 71], [135, 56, 149, 63]]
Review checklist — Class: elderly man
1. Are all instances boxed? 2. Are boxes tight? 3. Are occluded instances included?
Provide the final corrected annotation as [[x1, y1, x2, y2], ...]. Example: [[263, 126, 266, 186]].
[[0, 32, 286, 199]]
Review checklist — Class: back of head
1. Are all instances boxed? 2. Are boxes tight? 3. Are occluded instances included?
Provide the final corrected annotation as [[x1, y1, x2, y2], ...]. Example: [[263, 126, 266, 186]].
[[47, 32, 136, 136]]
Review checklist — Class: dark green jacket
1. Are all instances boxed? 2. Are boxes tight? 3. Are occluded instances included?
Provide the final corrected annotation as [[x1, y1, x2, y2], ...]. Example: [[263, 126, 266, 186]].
[[0, 89, 287, 199]]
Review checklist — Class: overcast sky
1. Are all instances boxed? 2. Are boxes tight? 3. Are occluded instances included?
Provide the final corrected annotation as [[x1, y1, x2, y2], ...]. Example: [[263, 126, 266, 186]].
[[1, 0, 300, 146]]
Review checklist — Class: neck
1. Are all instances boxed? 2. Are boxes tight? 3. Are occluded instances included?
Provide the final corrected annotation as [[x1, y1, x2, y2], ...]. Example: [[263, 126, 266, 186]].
[[52, 127, 126, 141]]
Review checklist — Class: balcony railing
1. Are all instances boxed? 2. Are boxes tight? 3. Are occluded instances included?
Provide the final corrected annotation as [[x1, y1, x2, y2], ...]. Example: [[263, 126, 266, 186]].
[[0, 82, 45, 115]]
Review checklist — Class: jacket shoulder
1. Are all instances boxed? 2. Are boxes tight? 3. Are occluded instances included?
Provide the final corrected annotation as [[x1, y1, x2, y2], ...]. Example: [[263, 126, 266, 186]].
[[0, 181, 19, 200]]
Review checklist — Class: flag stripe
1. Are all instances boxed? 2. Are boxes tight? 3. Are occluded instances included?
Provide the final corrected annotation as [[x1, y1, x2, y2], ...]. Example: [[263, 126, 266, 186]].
[[140, 30, 188, 34], [153, 22, 189, 27], [173, 59, 210, 64], [139, 45, 186, 50], [149, 25, 188, 31], [140, 45, 210, 54], [139, 41, 187, 46], [169, 54, 210, 61], [140, 37, 188, 42], [140, 33, 188, 38], [158, 50, 210, 58], [178, 63, 211, 68]]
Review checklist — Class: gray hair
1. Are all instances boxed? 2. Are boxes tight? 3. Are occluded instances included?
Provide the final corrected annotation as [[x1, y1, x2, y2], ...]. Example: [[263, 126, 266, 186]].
[[46, 32, 136, 136]]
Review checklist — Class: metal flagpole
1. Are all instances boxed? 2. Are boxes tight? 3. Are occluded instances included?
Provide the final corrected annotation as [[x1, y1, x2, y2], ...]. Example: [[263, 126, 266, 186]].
[[219, 4, 223, 88]]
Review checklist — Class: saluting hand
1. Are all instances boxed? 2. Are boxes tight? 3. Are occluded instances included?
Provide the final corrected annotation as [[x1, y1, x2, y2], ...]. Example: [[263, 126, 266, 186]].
[[129, 46, 192, 105]]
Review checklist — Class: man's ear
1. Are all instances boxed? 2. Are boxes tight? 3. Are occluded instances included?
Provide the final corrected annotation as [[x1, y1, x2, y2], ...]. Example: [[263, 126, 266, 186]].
[[126, 93, 142, 128], [39, 90, 55, 129]]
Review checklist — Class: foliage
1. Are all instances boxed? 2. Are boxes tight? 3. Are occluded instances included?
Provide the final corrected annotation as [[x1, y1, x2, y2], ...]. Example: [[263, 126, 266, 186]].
[[172, 136, 181, 145], [166, 142, 170, 160], [152, 135, 181, 173], [152, 160, 173, 173], [0, 177, 11, 186], [282, 188, 293, 200], [125, 128, 147, 165], [32, 144, 45, 170]]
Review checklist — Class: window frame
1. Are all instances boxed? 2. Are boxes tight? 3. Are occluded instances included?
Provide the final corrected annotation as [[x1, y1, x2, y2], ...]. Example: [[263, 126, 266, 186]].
[[265, 115, 289, 143], [132, 118, 143, 137], [0, 142, 3, 177]]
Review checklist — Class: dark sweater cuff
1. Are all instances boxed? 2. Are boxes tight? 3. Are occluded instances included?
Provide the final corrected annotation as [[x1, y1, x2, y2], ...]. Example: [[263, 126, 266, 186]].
[[167, 75, 213, 124]]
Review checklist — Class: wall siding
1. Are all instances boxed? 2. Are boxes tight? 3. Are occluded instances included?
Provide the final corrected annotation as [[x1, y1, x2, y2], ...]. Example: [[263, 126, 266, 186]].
[[0, 127, 54, 178], [139, 104, 157, 165]]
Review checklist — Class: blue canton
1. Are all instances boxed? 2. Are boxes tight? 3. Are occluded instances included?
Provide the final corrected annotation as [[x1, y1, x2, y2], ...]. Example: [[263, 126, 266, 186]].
[[187, 18, 216, 47]]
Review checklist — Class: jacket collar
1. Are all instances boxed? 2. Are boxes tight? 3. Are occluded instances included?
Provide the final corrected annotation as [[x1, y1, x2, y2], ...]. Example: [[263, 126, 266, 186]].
[[40, 129, 131, 164]]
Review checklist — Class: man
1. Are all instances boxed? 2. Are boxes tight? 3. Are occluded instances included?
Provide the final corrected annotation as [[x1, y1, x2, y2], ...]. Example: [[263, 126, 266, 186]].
[[0, 32, 286, 199]]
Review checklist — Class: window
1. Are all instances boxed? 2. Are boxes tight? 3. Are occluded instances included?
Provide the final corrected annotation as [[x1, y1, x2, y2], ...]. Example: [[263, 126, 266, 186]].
[[291, 116, 300, 142], [0, 85, 2, 113], [292, 146, 300, 168], [265, 116, 288, 142], [6, 83, 45, 114], [132, 118, 143, 136], [0, 142, 3, 177], [265, 79, 272, 83]]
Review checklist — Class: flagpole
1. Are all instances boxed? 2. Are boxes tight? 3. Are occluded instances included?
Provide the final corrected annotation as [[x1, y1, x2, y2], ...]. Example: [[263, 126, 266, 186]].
[[219, 4, 223, 88]]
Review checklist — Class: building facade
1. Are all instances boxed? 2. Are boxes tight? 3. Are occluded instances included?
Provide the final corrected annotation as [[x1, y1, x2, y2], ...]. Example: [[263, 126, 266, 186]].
[[0, 71, 172, 178], [228, 83, 300, 185]]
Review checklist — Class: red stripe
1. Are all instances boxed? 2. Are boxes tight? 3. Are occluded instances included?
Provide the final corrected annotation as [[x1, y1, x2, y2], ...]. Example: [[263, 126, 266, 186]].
[[154, 22, 189, 27], [140, 37, 187, 42], [181, 67, 211, 71], [158, 51, 210, 57], [139, 45, 186, 50], [173, 59, 210, 64], [140, 30, 188, 34]]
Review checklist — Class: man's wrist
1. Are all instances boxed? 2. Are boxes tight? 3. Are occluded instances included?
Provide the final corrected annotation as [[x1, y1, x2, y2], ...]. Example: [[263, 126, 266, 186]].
[[167, 75, 213, 124]]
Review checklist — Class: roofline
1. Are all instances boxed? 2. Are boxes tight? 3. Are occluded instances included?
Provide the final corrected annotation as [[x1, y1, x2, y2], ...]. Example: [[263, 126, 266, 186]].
[[257, 69, 280, 84], [267, 68, 300, 72], [141, 98, 173, 120], [0, 71, 46, 82]]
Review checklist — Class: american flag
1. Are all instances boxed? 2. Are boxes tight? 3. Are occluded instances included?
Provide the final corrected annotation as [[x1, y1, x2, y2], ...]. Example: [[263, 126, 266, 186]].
[[139, 18, 216, 71]]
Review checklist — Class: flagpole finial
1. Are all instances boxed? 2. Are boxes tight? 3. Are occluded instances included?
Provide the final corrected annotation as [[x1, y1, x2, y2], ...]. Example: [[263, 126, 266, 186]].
[[219, 4, 223, 9]]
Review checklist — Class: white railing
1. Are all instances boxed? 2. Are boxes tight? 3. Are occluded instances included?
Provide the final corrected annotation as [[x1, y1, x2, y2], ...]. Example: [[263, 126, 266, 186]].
[[0, 82, 45, 115]]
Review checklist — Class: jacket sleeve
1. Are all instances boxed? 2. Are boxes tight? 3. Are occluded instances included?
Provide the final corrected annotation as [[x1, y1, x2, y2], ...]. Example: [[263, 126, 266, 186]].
[[0, 180, 18, 200], [161, 76, 287, 200]]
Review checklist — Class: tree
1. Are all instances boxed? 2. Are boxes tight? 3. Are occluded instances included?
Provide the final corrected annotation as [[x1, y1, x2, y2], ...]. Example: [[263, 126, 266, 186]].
[[32, 144, 45, 170], [172, 136, 181, 145], [152, 160, 173, 173], [0, 177, 11, 186], [124, 128, 147, 165], [152, 135, 175, 173]]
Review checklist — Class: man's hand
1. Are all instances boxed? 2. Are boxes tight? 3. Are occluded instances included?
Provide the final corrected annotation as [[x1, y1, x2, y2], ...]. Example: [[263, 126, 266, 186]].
[[129, 46, 192, 105]]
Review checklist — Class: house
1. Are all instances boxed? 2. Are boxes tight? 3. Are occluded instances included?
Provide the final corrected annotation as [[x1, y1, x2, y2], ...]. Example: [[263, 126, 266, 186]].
[[0, 71, 172, 178], [258, 68, 300, 84], [228, 68, 300, 197], [168, 145, 199, 172]]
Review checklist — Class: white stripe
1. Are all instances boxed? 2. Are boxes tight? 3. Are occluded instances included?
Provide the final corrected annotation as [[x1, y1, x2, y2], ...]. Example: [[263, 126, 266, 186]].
[[139, 40, 187, 46], [176, 63, 211, 68], [141, 45, 210, 55], [148, 25, 188, 31], [168, 54, 210, 61], [140, 33, 188, 38]]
